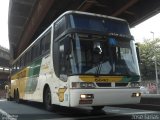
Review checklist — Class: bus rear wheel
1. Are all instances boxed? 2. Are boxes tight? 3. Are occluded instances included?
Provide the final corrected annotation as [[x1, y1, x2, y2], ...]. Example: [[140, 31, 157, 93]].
[[44, 87, 53, 111], [15, 90, 21, 103]]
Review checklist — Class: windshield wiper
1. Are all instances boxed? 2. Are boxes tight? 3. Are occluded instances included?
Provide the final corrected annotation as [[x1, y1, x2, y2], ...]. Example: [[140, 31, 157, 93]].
[[95, 62, 102, 77]]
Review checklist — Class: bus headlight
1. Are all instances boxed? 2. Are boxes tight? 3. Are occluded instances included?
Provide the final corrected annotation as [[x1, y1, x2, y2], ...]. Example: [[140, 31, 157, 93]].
[[79, 94, 94, 104], [80, 94, 94, 99], [132, 92, 141, 97], [72, 82, 96, 89]]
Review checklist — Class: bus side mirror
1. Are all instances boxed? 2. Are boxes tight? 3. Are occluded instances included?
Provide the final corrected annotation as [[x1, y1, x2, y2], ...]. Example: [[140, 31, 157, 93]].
[[135, 43, 141, 63]]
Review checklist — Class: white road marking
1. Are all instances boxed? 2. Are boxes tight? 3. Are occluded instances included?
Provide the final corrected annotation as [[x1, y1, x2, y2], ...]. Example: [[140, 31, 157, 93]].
[[0, 99, 6, 101], [0, 109, 17, 120]]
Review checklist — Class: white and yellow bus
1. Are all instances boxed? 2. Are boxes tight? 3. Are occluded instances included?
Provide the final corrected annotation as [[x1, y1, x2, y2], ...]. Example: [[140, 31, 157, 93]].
[[10, 11, 141, 111]]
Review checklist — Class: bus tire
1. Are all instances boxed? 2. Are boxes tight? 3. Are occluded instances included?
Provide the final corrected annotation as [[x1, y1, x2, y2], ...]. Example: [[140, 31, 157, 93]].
[[44, 87, 53, 111], [14, 90, 16, 100], [15, 89, 21, 103], [92, 106, 104, 111]]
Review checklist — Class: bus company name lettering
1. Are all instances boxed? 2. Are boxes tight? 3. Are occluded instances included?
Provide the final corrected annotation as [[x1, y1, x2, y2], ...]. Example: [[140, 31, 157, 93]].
[[95, 78, 109, 82]]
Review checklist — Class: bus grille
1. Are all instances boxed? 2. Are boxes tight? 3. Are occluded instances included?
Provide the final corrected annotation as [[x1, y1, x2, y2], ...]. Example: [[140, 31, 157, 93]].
[[96, 83, 128, 87], [115, 83, 128, 87], [96, 83, 111, 87]]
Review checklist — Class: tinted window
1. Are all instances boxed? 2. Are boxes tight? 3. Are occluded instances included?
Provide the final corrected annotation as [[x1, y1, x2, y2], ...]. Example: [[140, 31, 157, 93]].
[[54, 17, 66, 38], [33, 44, 39, 59], [41, 30, 51, 53], [72, 14, 130, 35], [45, 31, 51, 51]]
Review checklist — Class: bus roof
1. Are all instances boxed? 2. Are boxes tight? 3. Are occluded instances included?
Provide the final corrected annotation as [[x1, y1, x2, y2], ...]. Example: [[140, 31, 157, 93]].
[[61, 11, 127, 22]]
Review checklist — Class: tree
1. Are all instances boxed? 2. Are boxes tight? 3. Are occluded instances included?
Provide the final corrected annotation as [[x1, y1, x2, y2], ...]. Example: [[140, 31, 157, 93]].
[[139, 38, 160, 81]]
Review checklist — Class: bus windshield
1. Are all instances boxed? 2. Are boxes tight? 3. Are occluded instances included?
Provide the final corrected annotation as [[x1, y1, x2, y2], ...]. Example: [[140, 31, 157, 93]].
[[71, 14, 131, 37], [69, 34, 139, 76]]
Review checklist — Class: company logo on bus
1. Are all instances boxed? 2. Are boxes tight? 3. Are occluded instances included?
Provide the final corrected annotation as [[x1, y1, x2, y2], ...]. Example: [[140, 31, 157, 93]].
[[95, 78, 109, 82]]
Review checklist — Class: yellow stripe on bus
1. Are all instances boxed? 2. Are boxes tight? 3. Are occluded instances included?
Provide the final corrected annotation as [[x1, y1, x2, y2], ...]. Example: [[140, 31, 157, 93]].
[[79, 76, 123, 82], [11, 67, 29, 80]]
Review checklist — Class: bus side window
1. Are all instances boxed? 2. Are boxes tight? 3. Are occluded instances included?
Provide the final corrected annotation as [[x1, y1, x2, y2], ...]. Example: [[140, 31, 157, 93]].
[[31, 47, 34, 61], [41, 37, 45, 54], [15, 62, 17, 72], [21, 55, 24, 68], [39, 39, 42, 55], [26, 51, 29, 65], [41, 30, 51, 54], [33, 45, 39, 59], [12, 64, 15, 74], [37, 41, 41, 56], [27, 49, 32, 64], [17, 60, 20, 71], [24, 53, 27, 66], [45, 31, 51, 51], [19, 58, 22, 69]]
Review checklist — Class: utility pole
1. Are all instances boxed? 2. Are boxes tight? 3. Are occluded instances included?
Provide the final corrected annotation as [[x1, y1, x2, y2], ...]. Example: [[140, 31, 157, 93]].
[[151, 31, 159, 94]]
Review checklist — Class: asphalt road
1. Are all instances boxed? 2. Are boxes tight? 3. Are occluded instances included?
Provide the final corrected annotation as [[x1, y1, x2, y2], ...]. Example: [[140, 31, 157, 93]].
[[0, 99, 160, 120]]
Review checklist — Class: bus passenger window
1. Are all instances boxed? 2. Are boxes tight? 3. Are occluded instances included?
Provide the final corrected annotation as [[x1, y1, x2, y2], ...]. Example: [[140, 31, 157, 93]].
[[17, 60, 20, 70], [21, 56, 24, 68], [39, 39, 43, 55], [12, 64, 15, 74], [27, 49, 32, 63], [41, 31, 51, 54], [41, 37, 45, 54], [24, 54, 26, 66], [45, 31, 51, 51], [31, 47, 34, 61], [26, 51, 30, 64], [33, 45, 39, 59], [19, 58, 22, 69]]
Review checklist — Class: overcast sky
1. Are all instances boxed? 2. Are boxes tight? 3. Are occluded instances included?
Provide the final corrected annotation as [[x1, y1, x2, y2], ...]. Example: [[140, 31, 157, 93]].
[[0, 1, 160, 49], [131, 13, 160, 42]]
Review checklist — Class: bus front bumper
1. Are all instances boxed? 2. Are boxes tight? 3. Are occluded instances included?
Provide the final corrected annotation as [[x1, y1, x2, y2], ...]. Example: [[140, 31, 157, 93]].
[[69, 88, 141, 107]]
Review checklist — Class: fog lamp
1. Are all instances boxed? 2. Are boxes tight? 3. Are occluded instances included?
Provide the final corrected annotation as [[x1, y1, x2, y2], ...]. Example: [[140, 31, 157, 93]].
[[132, 93, 141, 97], [80, 94, 94, 99]]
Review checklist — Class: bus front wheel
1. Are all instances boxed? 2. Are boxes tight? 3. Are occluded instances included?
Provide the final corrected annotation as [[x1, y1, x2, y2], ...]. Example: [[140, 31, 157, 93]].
[[44, 87, 53, 111]]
